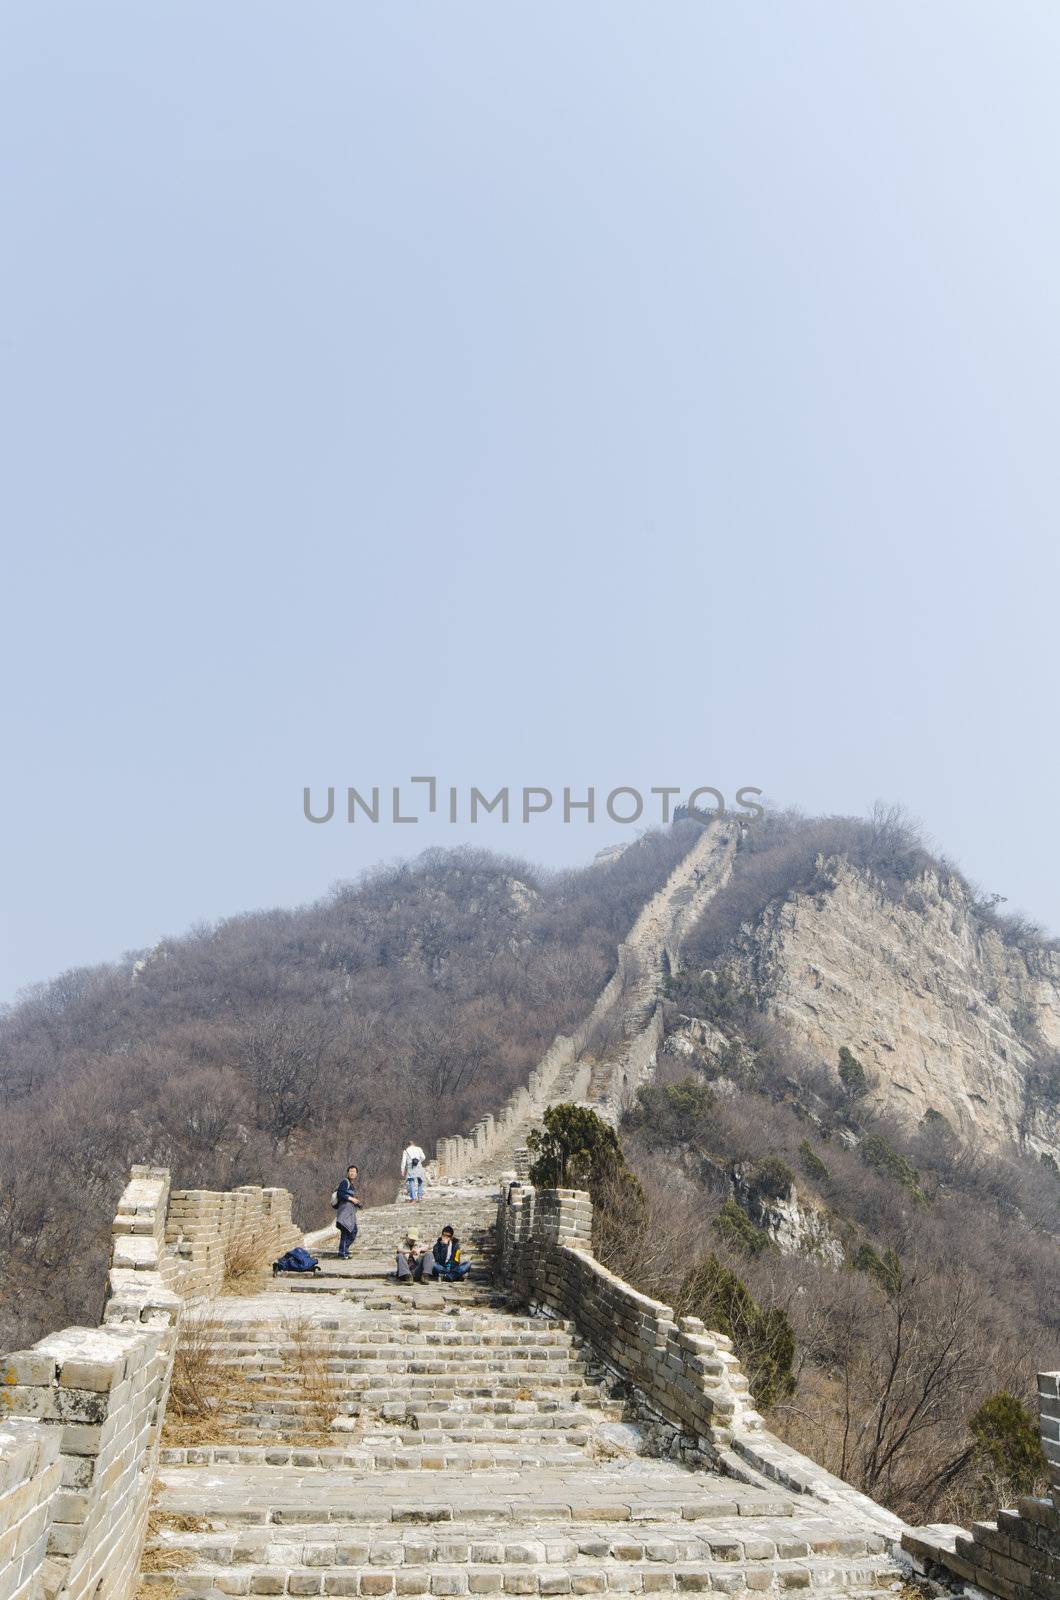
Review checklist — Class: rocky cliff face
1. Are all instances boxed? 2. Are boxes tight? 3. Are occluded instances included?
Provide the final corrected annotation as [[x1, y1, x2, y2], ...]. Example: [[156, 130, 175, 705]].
[[721, 861, 1060, 1158]]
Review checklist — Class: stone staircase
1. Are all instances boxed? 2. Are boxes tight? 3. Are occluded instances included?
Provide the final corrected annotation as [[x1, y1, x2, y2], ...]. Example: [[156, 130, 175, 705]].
[[142, 1186, 905, 1600], [304, 1185, 500, 1276]]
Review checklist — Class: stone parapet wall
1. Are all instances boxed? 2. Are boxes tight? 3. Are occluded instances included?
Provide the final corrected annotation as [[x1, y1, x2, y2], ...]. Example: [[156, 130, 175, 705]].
[[435, 1023, 599, 1182], [436, 938, 659, 1179], [497, 1184, 906, 1545], [0, 1419, 61, 1600], [108, 1166, 300, 1310], [904, 1370, 1060, 1600], [496, 1185, 762, 1457], [0, 1166, 302, 1600], [162, 1183, 301, 1304], [1, 1322, 175, 1600]]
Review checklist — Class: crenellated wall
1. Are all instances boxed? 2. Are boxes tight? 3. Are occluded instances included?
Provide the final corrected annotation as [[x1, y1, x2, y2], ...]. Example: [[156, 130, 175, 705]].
[[108, 1165, 301, 1311], [496, 1184, 906, 1543], [434, 1028, 593, 1182], [904, 1372, 1060, 1600], [0, 1167, 302, 1600]]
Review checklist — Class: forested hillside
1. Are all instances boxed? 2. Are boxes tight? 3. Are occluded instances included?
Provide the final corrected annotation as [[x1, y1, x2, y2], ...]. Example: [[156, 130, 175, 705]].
[[598, 1056, 1060, 1526], [0, 824, 699, 1350]]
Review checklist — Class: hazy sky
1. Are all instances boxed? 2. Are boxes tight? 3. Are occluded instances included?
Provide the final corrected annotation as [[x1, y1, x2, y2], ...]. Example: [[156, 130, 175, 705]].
[[2, 2, 1059, 1002]]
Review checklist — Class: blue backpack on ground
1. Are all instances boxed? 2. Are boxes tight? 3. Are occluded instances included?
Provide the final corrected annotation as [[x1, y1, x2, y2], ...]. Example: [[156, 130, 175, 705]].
[[273, 1247, 319, 1274]]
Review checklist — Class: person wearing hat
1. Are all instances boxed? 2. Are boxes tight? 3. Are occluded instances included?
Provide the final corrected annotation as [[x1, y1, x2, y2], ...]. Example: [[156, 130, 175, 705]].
[[396, 1230, 429, 1282]]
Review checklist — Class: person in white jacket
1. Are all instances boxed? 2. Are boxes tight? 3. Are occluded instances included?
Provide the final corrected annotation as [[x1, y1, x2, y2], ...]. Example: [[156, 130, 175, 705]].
[[401, 1140, 427, 1202]]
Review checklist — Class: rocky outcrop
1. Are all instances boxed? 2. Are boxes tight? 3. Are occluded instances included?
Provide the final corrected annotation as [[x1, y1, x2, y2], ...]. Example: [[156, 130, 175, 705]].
[[725, 861, 1060, 1158], [731, 1172, 845, 1266]]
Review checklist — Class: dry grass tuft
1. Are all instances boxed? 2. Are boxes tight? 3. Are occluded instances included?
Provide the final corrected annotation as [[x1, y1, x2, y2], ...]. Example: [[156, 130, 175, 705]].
[[138, 1490, 211, 1584], [282, 1316, 349, 1443], [162, 1313, 251, 1446], [221, 1228, 273, 1294]]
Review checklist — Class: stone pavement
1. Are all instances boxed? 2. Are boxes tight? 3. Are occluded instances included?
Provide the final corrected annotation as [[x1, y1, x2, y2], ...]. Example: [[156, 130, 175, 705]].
[[141, 1185, 907, 1600]]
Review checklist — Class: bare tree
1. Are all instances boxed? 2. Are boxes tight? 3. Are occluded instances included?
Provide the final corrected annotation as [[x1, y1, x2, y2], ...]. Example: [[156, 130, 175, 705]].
[[240, 1006, 336, 1150]]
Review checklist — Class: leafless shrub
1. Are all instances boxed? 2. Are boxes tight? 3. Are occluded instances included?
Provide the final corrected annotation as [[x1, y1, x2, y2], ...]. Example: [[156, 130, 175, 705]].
[[282, 1317, 347, 1442], [164, 1314, 250, 1445], [593, 1154, 714, 1305]]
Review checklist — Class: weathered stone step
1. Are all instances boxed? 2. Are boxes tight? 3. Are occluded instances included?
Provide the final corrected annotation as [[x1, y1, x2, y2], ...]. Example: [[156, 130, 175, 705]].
[[220, 1401, 614, 1426], [160, 1445, 589, 1470], [146, 1519, 883, 1566], [219, 1374, 592, 1390], [230, 1375, 593, 1397], [267, 1282, 491, 1298], [139, 1555, 899, 1596], [153, 1469, 798, 1522], [216, 1351, 587, 1369], [200, 1320, 575, 1340], [211, 1332, 581, 1349], [358, 1427, 596, 1449], [234, 1388, 601, 1411], [203, 1421, 606, 1447], [201, 1321, 576, 1339], [229, 1352, 589, 1370], [373, 1403, 617, 1425], [211, 1365, 593, 1384]]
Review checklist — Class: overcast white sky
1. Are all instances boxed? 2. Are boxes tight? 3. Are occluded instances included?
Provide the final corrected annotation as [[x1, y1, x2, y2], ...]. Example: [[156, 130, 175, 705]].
[[2, 2, 1059, 1001]]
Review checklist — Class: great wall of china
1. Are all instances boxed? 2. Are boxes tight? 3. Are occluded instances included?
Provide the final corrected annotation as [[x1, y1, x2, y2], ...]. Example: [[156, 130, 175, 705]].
[[3, 821, 1059, 1600], [434, 820, 741, 1181]]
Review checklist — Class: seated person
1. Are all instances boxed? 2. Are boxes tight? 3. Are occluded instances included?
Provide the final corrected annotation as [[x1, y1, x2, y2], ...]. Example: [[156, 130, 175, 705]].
[[396, 1232, 429, 1282], [430, 1225, 469, 1282]]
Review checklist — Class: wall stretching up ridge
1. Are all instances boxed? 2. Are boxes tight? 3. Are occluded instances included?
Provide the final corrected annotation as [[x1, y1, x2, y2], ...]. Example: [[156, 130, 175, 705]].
[[436, 820, 739, 1180], [0, 1167, 302, 1600]]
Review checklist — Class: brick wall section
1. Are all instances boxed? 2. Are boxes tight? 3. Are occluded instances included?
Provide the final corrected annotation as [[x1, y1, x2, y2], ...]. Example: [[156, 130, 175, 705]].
[[436, 941, 663, 1179], [496, 1185, 763, 1459], [161, 1183, 302, 1304], [499, 1185, 907, 1546], [1, 1323, 175, 1600], [435, 1027, 594, 1181], [0, 1419, 61, 1600], [0, 1166, 303, 1600], [108, 1166, 301, 1309], [903, 1370, 1060, 1600]]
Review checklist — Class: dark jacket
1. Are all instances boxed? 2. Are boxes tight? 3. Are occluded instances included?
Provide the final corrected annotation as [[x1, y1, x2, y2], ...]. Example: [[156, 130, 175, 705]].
[[432, 1235, 460, 1268], [335, 1177, 359, 1234]]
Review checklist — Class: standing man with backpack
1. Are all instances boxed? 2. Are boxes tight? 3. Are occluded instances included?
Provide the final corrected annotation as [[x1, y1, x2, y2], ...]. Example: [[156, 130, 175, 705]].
[[401, 1139, 427, 1202], [333, 1164, 361, 1258]]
